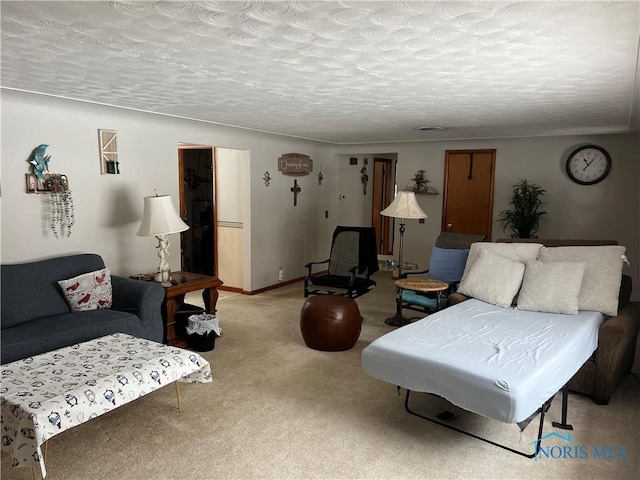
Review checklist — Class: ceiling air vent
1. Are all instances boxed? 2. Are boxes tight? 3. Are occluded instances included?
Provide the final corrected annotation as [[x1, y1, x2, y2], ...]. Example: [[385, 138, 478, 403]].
[[416, 127, 444, 132]]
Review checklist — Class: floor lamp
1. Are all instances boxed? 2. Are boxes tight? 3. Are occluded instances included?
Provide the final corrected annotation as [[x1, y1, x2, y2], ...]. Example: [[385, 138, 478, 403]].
[[137, 193, 189, 287], [380, 190, 428, 326], [381, 190, 428, 276]]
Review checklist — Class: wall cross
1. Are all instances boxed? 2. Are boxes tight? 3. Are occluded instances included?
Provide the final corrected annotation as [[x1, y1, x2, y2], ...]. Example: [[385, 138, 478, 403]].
[[291, 179, 301, 206]]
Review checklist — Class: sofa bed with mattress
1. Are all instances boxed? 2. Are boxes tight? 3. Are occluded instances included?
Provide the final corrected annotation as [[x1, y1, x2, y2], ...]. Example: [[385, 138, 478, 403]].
[[362, 240, 636, 457]]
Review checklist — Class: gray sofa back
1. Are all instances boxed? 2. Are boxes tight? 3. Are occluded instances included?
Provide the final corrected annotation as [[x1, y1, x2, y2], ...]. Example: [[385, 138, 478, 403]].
[[1, 254, 106, 328]]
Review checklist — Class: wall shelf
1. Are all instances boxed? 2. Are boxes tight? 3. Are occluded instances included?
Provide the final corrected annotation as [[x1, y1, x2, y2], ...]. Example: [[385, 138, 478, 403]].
[[25, 173, 70, 194]]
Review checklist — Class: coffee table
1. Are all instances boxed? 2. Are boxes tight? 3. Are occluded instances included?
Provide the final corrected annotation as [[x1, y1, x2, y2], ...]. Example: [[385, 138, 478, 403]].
[[385, 277, 449, 327], [0, 333, 212, 478]]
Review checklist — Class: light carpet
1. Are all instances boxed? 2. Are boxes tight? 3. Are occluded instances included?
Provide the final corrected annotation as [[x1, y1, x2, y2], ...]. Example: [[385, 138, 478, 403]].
[[2, 271, 638, 480]]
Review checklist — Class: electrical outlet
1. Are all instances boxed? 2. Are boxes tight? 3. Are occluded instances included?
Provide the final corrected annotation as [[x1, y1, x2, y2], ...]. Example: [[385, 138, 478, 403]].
[[278, 268, 285, 281]]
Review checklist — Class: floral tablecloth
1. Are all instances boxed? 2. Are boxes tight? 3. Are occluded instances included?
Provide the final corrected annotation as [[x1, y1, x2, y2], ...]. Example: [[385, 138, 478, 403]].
[[1, 333, 212, 478]]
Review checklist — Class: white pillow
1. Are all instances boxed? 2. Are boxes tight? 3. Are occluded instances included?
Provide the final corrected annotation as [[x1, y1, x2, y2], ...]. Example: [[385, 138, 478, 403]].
[[460, 242, 543, 283], [517, 261, 586, 314], [58, 268, 113, 312], [539, 246, 625, 316], [458, 249, 525, 308]]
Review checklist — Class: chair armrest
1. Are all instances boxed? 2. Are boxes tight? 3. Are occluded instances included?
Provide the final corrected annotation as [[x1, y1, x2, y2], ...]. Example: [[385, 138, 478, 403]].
[[111, 276, 165, 328], [304, 259, 329, 270], [304, 259, 329, 278], [400, 269, 429, 279], [354, 265, 370, 275], [592, 303, 640, 398], [448, 292, 470, 306]]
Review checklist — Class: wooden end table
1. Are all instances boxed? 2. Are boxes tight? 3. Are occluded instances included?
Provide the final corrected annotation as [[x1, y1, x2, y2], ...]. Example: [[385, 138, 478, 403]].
[[163, 271, 223, 347], [385, 278, 449, 327]]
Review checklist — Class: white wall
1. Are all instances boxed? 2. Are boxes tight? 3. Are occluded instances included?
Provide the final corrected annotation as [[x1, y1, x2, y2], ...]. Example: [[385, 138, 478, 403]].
[[334, 154, 398, 227], [0, 90, 338, 292], [216, 148, 246, 291], [336, 134, 640, 301], [3, 90, 638, 299]]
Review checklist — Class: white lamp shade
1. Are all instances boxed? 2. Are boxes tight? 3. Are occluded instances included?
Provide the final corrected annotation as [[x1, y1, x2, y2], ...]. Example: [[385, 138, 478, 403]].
[[380, 191, 428, 219], [137, 195, 189, 236]]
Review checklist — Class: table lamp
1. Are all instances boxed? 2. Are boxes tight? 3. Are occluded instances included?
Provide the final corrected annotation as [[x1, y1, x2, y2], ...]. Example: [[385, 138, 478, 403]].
[[137, 193, 189, 287], [380, 190, 428, 278]]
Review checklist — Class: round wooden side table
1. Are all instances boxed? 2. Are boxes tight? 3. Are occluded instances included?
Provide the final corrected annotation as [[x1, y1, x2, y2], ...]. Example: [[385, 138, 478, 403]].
[[385, 278, 449, 327]]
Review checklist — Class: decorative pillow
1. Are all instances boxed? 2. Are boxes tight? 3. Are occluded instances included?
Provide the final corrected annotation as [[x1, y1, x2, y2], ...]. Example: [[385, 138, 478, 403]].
[[460, 242, 543, 283], [428, 247, 470, 283], [517, 261, 586, 314], [539, 246, 625, 316], [458, 249, 525, 308], [58, 268, 113, 312]]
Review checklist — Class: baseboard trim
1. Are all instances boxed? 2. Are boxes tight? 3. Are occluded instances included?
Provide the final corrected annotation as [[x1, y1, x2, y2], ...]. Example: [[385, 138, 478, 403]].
[[218, 286, 244, 294], [218, 270, 327, 295], [249, 276, 306, 295], [227, 270, 328, 296]]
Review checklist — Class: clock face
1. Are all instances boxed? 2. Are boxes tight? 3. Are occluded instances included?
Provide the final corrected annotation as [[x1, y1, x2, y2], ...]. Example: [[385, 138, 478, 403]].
[[566, 145, 611, 185]]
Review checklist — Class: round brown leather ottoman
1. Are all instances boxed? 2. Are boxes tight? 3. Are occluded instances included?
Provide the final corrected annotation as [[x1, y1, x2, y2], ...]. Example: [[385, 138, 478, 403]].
[[300, 296, 361, 351]]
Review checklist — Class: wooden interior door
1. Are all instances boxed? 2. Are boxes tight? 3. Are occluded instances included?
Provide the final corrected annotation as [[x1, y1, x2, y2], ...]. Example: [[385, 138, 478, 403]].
[[442, 150, 495, 240], [372, 158, 394, 254]]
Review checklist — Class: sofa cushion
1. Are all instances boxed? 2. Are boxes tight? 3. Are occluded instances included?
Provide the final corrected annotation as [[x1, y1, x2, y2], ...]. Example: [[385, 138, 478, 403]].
[[538, 245, 626, 316], [458, 248, 525, 308], [58, 268, 113, 311], [428, 247, 470, 283], [460, 242, 543, 282], [1, 254, 106, 328], [517, 261, 586, 314], [0, 309, 147, 364]]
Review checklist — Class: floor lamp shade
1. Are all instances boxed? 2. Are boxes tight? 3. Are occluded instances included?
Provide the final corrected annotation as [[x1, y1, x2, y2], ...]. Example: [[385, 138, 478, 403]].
[[380, 191, 428, 220], [137, 194, 189, 286]]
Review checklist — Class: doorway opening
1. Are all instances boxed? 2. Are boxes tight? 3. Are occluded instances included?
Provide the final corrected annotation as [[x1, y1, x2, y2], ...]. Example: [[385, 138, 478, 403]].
[[371, 157, 396, 255], [178, 145, 216, 276]]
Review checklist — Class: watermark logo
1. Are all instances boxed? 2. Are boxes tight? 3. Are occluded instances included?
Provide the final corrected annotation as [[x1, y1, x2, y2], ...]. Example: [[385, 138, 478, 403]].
[[530, 432, 627, 461]]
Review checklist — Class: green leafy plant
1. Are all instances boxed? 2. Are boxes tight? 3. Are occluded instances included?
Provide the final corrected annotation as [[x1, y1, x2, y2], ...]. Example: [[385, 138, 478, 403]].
[[44, 174, 74, 238], [497, 179, 547, 238]]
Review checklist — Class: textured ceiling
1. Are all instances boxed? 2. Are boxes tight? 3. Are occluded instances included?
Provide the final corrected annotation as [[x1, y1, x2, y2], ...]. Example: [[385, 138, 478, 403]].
[[1, 1, 639, 144]]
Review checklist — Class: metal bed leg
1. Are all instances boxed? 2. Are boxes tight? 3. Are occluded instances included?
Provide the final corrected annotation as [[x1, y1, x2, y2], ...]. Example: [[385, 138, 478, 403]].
[[552, 384, 573, 430], [404, 390, 549, 459]]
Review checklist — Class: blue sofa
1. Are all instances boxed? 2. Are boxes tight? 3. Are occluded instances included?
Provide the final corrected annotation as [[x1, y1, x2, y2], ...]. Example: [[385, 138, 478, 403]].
[[1, 254, 165, 364]]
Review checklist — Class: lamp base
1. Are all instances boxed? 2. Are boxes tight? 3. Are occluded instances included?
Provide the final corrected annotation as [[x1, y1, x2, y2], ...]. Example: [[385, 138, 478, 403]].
[[154, 270, 172, 287], [384, 313, 411, 327], [154, 234, 173, 287]]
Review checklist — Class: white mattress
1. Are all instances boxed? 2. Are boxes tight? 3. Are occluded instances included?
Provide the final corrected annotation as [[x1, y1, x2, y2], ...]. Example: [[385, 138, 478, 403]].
[[362, 299, 605, 423]]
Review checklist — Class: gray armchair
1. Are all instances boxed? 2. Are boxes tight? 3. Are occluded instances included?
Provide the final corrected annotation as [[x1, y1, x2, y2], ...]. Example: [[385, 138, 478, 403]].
[[304, 226, 379, 298]]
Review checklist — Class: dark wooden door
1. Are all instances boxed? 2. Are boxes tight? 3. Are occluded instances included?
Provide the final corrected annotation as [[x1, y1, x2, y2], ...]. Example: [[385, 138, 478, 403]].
[[372, 158, 394, 254], [178, 146, 217, 276], [442, 150, 495, 240]]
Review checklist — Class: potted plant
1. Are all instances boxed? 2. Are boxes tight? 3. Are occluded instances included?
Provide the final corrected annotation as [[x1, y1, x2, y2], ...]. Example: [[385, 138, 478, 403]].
[[44, 173, 74, 238], [497, 179, 547, 238]]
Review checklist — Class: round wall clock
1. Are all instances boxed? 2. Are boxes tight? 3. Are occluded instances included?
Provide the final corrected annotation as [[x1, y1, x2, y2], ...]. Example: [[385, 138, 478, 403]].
[[566, 145, 612, 185]]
